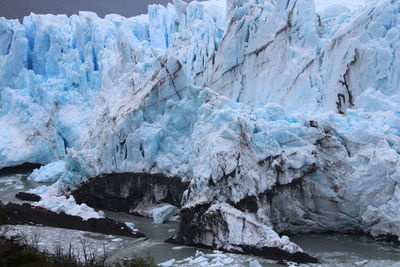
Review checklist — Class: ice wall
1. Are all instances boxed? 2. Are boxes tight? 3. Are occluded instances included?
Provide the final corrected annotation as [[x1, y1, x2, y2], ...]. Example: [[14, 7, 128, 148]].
[[196, 0, 400, 113], [0, 0, 225, 168]]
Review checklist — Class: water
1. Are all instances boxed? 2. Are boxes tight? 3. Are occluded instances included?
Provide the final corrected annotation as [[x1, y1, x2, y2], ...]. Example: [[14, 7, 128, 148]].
[[0, 173, 48, 204], [292, 234, 400, 267], [1, 173, 399, 266], [102, 211, 206, 263]]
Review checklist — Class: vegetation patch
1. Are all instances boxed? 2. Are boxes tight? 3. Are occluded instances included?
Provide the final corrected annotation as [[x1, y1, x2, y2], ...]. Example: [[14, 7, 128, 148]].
[[0, 225, 155, 267]]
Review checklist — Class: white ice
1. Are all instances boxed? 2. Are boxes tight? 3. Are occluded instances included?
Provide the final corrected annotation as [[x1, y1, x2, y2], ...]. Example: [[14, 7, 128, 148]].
[[0, 0, 399, 254]]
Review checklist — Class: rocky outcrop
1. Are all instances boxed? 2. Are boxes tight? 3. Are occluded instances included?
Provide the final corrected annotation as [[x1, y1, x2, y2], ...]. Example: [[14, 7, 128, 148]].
[[15, 192, 41, 202], [0, 202, 144, 238], [72, 173, 190, 215], [0, 163, 42, 176]]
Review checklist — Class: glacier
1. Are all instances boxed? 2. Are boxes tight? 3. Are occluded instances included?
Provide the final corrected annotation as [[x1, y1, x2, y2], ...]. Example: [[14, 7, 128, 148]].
[[0, 0, 399, 262]]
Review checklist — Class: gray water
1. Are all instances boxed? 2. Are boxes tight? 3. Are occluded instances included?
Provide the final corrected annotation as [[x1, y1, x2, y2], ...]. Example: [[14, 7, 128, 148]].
[[1, 173, 399, 266], [0, 173, 47, 203]]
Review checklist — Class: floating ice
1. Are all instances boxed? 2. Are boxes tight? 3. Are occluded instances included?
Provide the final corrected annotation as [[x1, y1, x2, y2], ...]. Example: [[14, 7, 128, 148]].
[[354, 260, 369, 266], [152, 204, 180, 224], [159, 259, 176, 267], [125, 222, 136, 230], [249, 260, 262, 267]]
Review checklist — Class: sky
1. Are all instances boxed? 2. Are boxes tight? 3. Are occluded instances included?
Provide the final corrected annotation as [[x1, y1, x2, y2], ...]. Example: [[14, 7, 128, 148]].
[[0, 0, 179, 21]]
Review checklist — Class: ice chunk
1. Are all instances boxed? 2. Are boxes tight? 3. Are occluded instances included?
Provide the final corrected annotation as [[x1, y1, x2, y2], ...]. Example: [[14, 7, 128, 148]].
[[171, 246, 186, 250], [159, 259, 176, 267], [152, 204, 180, 224], [249, 260, 262, 267], [28, 160, 68, 183], [33, 195, 103, 221], [125, 222, 136, 230], [190, 256, 208, 264]]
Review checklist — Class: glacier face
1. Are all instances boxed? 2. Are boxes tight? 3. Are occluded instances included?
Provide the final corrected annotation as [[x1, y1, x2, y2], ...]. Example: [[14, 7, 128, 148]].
[[0, 0, 226, 169], [197, 0, 400, 113], [0, 0, 399, 258]]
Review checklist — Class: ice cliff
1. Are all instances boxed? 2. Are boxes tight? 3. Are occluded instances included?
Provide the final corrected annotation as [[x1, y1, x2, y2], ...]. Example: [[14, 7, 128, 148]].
[[0, 0, 399, 261]]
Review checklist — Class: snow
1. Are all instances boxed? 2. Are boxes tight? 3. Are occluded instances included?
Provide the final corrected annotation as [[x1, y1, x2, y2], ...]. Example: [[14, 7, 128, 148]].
[[0, 0, 399, 256]]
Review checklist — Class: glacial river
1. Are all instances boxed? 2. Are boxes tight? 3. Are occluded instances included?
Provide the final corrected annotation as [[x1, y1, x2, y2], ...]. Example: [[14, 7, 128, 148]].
[[1, 173, 399, 266]]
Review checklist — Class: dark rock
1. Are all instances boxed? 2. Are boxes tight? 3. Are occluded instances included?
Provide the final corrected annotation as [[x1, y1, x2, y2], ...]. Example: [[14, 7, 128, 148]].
[[173, 203, 215, 245], [309, 120, 318, 128], [15, 192, 41, 202], [230, 195, 259, 213], [72, 173, 190, 213], [0, 202, 145, 238], [239, 245, 319, 264], [0, 163, 42, 176], [258, 164, 362, 234], [374, 234, 400, 244]]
